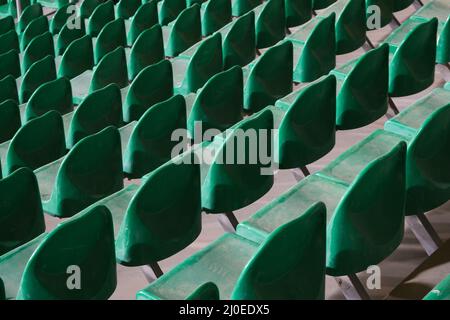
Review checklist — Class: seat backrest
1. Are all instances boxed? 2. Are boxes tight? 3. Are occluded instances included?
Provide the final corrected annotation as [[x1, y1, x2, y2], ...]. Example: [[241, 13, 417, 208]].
[[6, 111, 66, 175], [393, 0, 414, 12], [116, 156, 202, 266], [202, 108, 274, 212], [124, 94, 186, 178], [16, 205, 117, 300], [232, 201, 326, 299], [50, 3, 72, 35], [25, 77, 73, 122], [0, 29, 19, 55], [128, 24, 164, 81], [327, 141, 406, 276], [55, 19, 86, 56], [0, 75, 18, 104], [255, 0, 285, 48], [335, 0, 366, 54], [158, 0, 186, 26], [222, 10, 255, 69], [67, 84, 123, 149], [20, 55, 57, 104], [166, 3, 201, 57], [285, 0, 312, 28], [0, 49, 20, 79], [58, 34, 94, 79], [436, 16, 450, 65], [123, 59, 173, 122], [188, 66, 243, 139], [0, 16, 14, 36], [127, 1, 159, 46], [294, 13, 336, 82], [87, 0, 115, 37], [186, 282, 220, 300], [405, 103, 450, 215], [232, 0, 261, 16], [116, 0, 141, 19], [18, 3, 43, 34], [181, 32, 223, 94], [337, 43, 389, 129], [94, 18, 127, 64], [79, 0, 103, 19], [20, 15, 49, 51], [278, 74, 336, 169], [245, 41, 293, 113], [0, 167, 45, 257], [202, 0, 231, 36], [0, 99, 21, 144], [89, 46, 128, 93], [389, 18, 438, 96], [22, 32, 55, 74], [50, 126, 124, 217]]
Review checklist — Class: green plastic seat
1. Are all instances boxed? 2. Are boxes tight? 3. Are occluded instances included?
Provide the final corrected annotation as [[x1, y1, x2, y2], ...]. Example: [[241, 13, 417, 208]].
[[285, 0, 312, 28], [87, 0, 115, 37], [172, 32, 222, 95], [186, 282, 220, 300], [384, 90, 450, 215], [71, 46, 128, 104], [1, 111, 66, 176], [80, 0, 102, 18], [238, 141, 406, 277], [201, 108, 274, 213], [254, 0, 285, 49], [313, 0, 336, 10], [0, 233, 46, 299], [157, 0, 186, 26], [244, 41, 293, 113], [126, 1, 158, 46], [0, 75, 18, 104], [0, 15, 14, 36], [127, 24, 164, 81], [94, 18, 127, 64], [17, 3, 43, 34], [137, 201, 326, 300], [123, 59, 173, 122], [23, 77, 73, 122], [231, 0, 261, 16], [288, 13, 336, 83], [186, 66, 243, 140], [0, 29, 19, 55], [36, 0, 70, 9], [393, 0, 414, 12], [21, 32, 54, 74], [366, 0, 394, 28], [274, 75, 336, 169], [318, 0, 366, 54], [219, 10, 255, 69], [116, 0, 140, 19], [54, 19, 86, 56], [0, 167, 44, 256], [124, 95, 186, 178], [385, 18, 438, 97], [34, 126, 124, 218], [58, 34, 94, 79], [16, 205, 117, 300], [0, 49, 20, 79], [49, 3, 73, 35], [19, 55, 57, 104], [331, 43, 389, 130], [0, 99, 21, 143], [413, 0, 449, 23], [66, 84, 123, 149], [201, 0, 232, 36], [20, 15, 49, 52], [162, 4, 201, 57], [424, 274, 450, 300]]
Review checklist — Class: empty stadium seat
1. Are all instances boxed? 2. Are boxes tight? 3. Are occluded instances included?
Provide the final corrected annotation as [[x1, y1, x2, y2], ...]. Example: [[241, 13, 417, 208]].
[[201, 0, 231, 36], [20, 15, 49, 51], [34, 126, 124, 218], [287, 13, 336, 83], [21, 31, 54, 74], [137, 201, 326, 300], [0, 99, 21, 143], [0, 167, 45, 256], [80, 0, 102, 19], [0, 30, 19, 55], [285, 0, 312, 28], [0, 75, 18, 104], [0, 15, 15, 36], [19, 55, 56, 104], [54, 19, 86, 56], [125, 1, 158, 46], [49, 3, 73, 35], [116, 0, 140, 19], [17, 4, 43, 34], [0, 49, 20, 79], [57, 34, 94, 79], [231, 0, 260, 17], [157, 0, 186, 26], [94, 18, 127, 64], [254, 0, 285, 49], [87, 0, 115, 37]]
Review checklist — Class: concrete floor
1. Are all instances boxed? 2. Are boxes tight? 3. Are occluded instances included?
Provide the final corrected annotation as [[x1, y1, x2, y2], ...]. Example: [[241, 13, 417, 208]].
[[42, 0, 450, 299]]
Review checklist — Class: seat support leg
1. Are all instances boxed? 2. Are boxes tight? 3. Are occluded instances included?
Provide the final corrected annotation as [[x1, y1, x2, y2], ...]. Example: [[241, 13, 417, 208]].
[[218, 211, 239, 232], [291, 166, 310, 182], [141, 262, 164, 282], [365, 36, 375, 49], [335, 274, 371, 300], [388, 97, 400, 115], [414, 0, 424, 8], [406, 213, 442, 256], [392, 15, 402, 27]]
